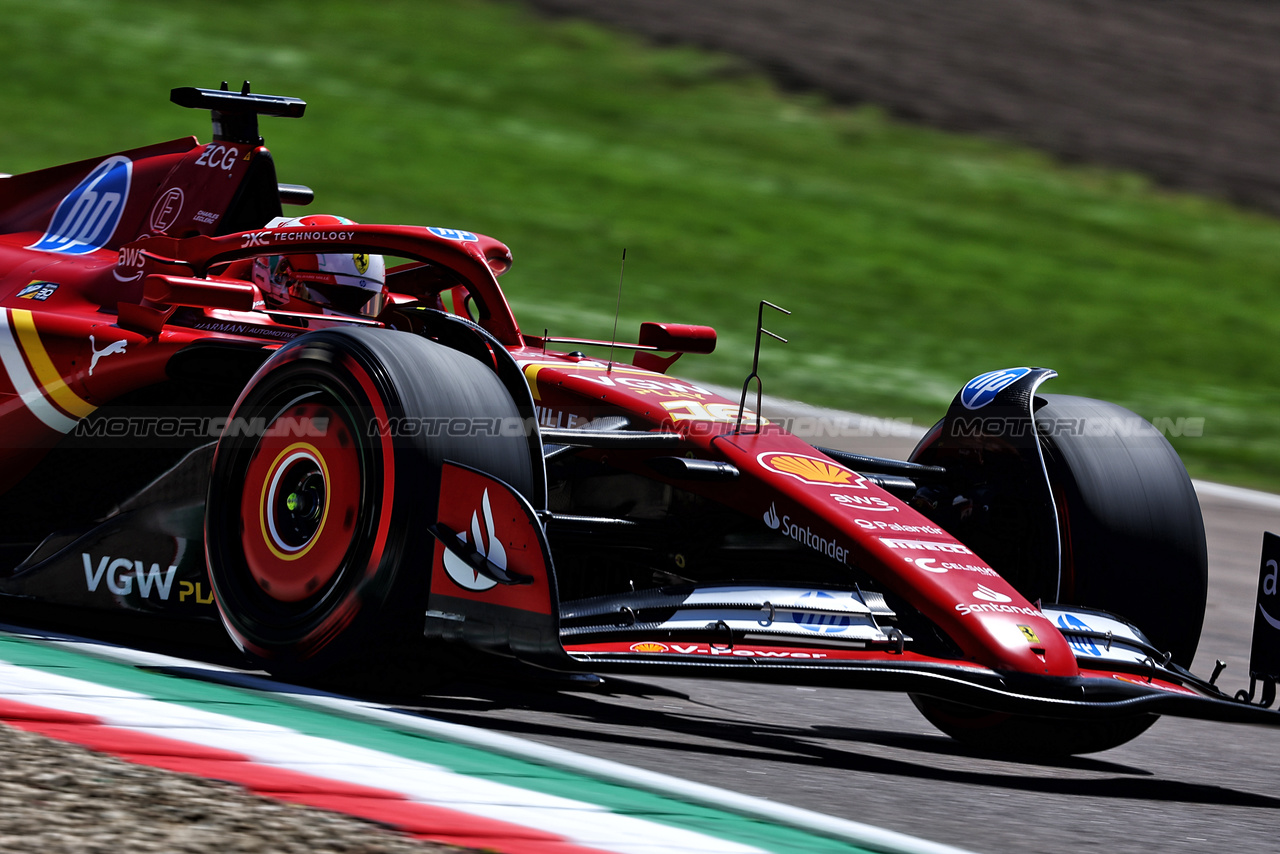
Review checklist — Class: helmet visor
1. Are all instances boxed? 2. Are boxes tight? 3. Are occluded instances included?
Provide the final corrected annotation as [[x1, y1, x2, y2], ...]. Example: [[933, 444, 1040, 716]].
[[306, 282, 387, 317]]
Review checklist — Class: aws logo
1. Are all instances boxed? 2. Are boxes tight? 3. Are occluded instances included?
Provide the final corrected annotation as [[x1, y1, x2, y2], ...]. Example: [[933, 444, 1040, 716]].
[[1258, 557, 1279, 631]]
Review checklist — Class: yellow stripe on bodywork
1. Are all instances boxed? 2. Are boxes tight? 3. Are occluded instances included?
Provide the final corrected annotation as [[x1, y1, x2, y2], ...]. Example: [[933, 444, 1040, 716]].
[[523, 363, 546, 401], [520, 360, 658, 402], [9, 309, 96, 419]]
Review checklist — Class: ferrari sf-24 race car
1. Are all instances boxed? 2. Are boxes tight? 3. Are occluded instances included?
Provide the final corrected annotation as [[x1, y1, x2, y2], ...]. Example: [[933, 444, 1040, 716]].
[[0, 84, 1277, 756]]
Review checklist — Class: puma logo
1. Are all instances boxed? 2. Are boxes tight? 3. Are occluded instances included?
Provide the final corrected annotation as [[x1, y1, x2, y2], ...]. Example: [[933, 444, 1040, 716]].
[[89, 335, 128, 376]]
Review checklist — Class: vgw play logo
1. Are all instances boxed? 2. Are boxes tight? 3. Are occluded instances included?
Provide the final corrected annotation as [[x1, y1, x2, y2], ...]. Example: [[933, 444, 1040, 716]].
[[82, 553, 177, 600], [28, 156, 133, 255]]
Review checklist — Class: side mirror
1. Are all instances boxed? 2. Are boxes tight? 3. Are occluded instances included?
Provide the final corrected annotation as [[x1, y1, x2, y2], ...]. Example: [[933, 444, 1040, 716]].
[[637, 322, 716, 354], [633, 322, 716, 374]]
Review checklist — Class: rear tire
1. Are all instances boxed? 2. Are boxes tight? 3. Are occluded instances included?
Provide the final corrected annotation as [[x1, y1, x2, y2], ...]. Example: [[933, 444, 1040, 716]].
[[910, 393, 1206, 755], [205, 327, 535, 677]]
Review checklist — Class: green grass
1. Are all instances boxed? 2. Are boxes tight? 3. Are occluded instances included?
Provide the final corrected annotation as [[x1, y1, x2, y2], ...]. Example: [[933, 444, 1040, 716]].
[[4, 0, 1280, 488]]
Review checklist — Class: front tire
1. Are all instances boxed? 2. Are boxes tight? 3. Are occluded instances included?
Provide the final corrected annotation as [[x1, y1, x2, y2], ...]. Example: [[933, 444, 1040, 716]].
[[910, 393, 1206, 755], [1036, 394, 1206, 667], [205, 327, 535, 676]]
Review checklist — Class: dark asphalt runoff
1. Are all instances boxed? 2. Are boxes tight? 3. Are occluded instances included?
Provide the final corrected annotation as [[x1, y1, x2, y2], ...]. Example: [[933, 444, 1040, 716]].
[[401, 398, 1280, 854]]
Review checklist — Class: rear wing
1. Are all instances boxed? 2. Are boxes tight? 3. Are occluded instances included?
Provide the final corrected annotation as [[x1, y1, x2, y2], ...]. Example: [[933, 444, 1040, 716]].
[[170, 81, 306, 146], [4, 82, 311, 253]]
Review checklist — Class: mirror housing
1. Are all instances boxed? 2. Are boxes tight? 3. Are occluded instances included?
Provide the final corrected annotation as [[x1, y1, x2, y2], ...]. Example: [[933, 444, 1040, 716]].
[[633, 322, 717, 374], [637, 322, 716, 354]]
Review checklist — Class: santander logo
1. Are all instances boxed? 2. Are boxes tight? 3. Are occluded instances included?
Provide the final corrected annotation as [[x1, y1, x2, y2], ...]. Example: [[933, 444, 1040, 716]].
[[763, 503, 781, 529], [973, 584, 1013, 603], [443, 489, 506, 592]]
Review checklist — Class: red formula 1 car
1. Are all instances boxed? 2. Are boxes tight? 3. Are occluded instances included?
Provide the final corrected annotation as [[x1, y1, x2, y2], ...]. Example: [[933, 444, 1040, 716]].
[[1, 84, 1277, 755]]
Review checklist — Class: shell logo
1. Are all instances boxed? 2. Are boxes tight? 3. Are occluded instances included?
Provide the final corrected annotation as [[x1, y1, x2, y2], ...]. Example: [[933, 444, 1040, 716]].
[[758, 452, 866, 489], [630, 642, 669, 653]]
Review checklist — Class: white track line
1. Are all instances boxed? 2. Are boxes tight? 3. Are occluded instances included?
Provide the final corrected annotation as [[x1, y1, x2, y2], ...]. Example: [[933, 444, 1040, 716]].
[[0, 659, 768, 854], [10, 632, 981, 854], [1191, 480, 1280, 513], [291, 693, 982, 854]]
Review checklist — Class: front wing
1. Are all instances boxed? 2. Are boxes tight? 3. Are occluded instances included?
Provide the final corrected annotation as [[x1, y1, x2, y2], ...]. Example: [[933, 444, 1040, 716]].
[[427, 462, 1280, 729]]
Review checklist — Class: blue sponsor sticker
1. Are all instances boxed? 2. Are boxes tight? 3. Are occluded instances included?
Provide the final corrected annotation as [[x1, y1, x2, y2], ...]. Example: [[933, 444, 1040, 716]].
[[27, 156, 133, 255], [960, 367, 1031, 410], [1057, 613, 1101, 656], [789, 591, 854, 635], [427, 227, 479, 243], [16, 281, 58, 301]]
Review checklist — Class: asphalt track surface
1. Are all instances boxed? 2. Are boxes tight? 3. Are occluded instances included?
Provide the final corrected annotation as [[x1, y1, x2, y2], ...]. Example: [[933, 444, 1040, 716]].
[[392, 406, 1280, 854]]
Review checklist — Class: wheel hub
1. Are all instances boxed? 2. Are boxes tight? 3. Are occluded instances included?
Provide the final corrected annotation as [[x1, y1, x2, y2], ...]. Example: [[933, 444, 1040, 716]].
[[239, 403, 362, 603]]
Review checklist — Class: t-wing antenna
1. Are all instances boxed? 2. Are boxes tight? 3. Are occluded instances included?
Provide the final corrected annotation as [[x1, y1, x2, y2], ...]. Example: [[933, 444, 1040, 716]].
[[170, 81, 307, 146], [735, 300, 790, 434], [607, 248, 627, 374]]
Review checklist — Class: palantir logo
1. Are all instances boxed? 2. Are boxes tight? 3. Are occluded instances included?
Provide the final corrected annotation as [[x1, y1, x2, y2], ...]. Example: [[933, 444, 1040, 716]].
[[443, 489, 506, 592], [28, 156, 133, 255], [960, 367, 1031, 410]]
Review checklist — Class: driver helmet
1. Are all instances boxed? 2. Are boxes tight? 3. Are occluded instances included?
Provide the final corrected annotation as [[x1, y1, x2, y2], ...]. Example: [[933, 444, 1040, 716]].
[[252, 215, 387, 317]]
